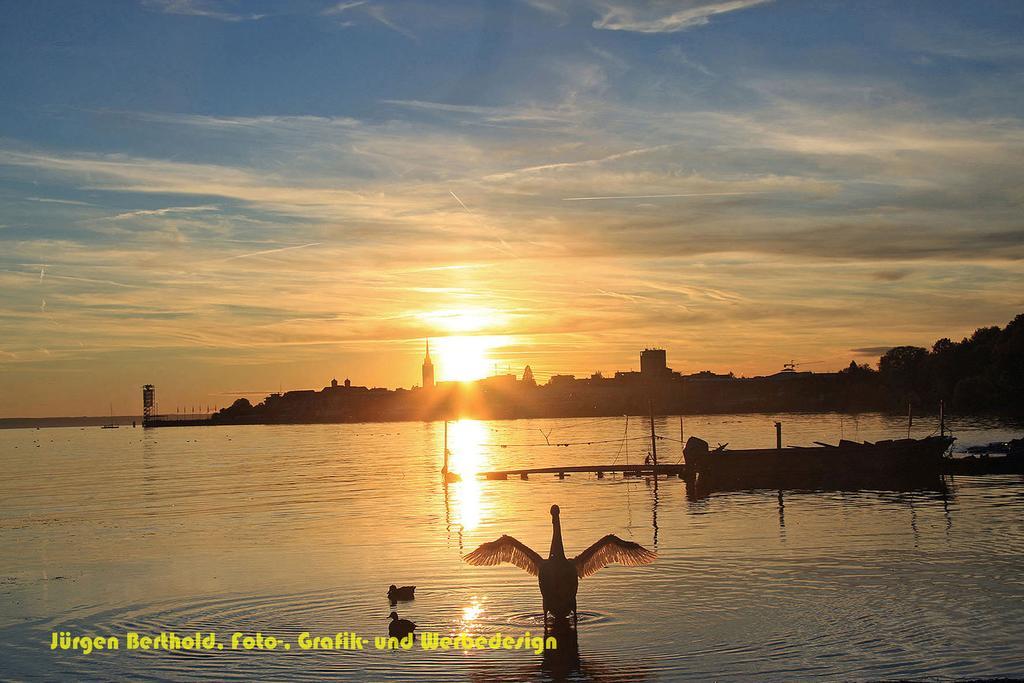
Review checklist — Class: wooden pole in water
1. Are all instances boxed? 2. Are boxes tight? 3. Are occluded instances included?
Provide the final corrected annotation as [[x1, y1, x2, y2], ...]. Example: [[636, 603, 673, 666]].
[[939, 400, 945, 437], [908, 402, 913, 439], [775, 421, 782, 449], [649, 399, 658, 480]]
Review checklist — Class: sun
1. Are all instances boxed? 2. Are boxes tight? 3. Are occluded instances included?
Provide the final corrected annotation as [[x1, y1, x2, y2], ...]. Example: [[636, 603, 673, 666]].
[[433, 335, 499, 382]]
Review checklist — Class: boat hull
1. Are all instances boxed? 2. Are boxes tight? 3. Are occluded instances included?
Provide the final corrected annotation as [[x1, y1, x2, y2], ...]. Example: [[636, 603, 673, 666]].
[[685, 436, 953, 489]]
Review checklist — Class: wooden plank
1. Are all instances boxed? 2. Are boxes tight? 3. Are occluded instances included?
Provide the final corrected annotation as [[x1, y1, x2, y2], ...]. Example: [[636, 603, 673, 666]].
[[477, 463, 687, 478]]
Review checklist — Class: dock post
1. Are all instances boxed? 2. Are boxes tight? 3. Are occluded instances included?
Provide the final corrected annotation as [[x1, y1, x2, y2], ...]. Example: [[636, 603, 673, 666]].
[[939, 400, 945, 437], [775, 421, 782, 449], [649, 399, 658, 482], [907, 403, 913, 439]]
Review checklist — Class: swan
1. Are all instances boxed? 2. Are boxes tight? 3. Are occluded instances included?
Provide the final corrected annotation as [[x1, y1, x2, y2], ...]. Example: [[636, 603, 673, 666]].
[[463, 504, 656, 630], [441, 447, 461, 483]]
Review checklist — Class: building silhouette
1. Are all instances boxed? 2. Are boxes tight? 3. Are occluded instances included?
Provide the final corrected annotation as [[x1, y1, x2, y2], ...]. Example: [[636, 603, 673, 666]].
[[422, 339, 435, 389], [640, 348, 668, 378]]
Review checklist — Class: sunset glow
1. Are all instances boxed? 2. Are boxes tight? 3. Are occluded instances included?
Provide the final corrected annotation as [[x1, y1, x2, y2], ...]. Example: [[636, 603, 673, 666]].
[[418, 308, 504, 334], [1, 2, 1023, 417], [433, 336, 507, 383]]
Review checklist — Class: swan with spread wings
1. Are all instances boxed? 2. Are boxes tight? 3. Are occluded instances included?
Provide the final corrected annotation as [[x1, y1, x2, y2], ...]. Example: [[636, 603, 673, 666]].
[[463, 504, 656, 629]]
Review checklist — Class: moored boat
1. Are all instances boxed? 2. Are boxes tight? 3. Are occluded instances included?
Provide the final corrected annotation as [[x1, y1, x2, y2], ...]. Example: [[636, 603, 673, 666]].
[[683, 434, 954, 488]]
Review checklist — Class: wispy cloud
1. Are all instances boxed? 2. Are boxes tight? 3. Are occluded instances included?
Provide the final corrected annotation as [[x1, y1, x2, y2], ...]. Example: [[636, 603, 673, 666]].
[[109, 110, 361, 132], [141, 0, 266, 22], [221, 242, 322, 261], [851, 346, 894, 355], [323, 1, 367, 15], [110, 205, 220, 220], [322, 0, 417, 41], [563, 191, 764, 201], [25, 196, 93, 206], [591, 0, 772, 33]]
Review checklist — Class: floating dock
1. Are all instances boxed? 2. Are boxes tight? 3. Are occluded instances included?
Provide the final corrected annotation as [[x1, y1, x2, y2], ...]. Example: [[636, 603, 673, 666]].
[[478, 463, 687, 480]]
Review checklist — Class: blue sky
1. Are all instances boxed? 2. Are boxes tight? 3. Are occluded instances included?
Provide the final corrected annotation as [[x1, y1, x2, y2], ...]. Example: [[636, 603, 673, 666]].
[[1, 0, 1023, 416]]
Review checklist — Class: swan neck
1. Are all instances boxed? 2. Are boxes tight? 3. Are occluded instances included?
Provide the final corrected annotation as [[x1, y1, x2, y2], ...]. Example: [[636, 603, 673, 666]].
[[549, 514, 565, 559]]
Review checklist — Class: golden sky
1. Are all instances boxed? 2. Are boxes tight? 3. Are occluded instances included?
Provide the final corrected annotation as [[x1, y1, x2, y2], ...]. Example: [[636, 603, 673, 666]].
[[1, 1, 1023, 416]]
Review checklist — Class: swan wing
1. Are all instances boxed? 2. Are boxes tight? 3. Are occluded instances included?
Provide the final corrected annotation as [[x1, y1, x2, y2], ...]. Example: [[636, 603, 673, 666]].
[[463, 535, 543, 576], [573, 534, 656, 579]]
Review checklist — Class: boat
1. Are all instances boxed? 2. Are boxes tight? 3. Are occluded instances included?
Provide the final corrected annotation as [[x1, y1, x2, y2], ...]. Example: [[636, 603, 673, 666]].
[[946, 438, 1024, 475], [683, 434, 954, 488], [101, 403, 119, 429]]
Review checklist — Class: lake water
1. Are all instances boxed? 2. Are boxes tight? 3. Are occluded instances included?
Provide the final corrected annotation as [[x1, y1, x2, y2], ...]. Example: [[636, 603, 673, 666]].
[[2, 412, 1023, 681]]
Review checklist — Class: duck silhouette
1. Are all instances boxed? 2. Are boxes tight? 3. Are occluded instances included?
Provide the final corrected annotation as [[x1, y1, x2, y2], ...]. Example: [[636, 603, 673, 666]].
[[388, 612, 416, 639], [387, 585, 416, 603], [464, 504, 656, 630]]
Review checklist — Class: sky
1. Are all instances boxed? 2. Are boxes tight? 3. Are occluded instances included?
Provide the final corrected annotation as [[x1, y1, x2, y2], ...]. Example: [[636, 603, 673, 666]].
[[1, 0, 1023, 417]]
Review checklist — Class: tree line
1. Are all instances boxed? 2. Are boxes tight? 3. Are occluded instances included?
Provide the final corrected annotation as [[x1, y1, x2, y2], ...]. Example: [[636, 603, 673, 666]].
[[869, 313, 1024, 413]]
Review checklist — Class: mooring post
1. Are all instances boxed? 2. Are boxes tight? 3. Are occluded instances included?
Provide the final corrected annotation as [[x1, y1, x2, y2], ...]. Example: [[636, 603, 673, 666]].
[[649, 399, 658, 480], [775, 421, 782, 449], [908, 402, 913, 439], [939, 400, 945, 437]]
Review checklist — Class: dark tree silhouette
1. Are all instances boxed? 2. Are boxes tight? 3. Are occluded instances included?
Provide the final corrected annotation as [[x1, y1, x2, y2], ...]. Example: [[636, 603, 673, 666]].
[[879, 314, 1024, 413]]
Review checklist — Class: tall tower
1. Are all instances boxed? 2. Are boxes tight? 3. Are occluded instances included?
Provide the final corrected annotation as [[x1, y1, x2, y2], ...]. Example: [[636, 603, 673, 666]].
[[422, 339, 435, 389], [142, 384, 157, 425], [640, 348, 667, 378]]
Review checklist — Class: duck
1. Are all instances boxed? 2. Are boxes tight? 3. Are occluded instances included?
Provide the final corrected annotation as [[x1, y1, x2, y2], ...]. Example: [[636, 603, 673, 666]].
[[387, 584, 416, 602], [388, 612, 416, 639], [464, 504, 656, 631]]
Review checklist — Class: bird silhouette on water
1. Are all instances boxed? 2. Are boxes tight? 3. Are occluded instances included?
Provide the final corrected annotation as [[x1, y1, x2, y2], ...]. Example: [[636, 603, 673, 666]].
[[387, 584, 415, 604], [388, 612, 416, 639], [463, 504, 656, 631]]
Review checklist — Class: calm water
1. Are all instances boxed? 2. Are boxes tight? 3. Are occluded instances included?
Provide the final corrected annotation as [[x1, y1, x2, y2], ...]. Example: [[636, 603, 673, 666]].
[[2, 412, 1023, 681]]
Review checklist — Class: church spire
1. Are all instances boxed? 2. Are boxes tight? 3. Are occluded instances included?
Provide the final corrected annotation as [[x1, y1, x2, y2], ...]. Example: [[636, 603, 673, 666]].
[[422, 338, 435, 389]]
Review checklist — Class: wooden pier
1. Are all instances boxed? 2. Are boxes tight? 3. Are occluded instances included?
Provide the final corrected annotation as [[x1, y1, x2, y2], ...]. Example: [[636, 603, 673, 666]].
[[475, 456, 1024, 481], [477, 463, 688, 480], [456, 418, 1024, 483]]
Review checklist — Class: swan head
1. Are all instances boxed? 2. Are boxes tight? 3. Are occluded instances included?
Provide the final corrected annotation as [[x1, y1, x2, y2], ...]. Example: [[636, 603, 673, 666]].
[[388, 611, 398, 620], [550, 504, 560, 517]]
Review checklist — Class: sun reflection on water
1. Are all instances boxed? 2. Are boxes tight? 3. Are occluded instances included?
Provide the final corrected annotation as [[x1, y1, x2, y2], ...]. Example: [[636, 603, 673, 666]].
[[462, 598, 484, 625], [447, 420, 489, 532]]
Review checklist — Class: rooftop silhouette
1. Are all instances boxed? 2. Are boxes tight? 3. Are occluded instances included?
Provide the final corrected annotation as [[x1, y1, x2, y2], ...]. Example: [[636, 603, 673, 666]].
[[139, 314, 1024, 427]]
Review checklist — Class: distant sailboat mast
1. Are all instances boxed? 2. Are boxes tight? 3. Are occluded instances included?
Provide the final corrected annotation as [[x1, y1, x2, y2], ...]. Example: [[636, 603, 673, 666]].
[[102, 402, 119, 429]]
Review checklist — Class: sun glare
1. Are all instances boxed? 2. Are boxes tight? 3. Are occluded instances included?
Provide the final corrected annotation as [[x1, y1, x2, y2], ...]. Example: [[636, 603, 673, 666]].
[[419, 307, 502, 333], [433, 335, 503, 382], [447, 420, 489, 531]]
